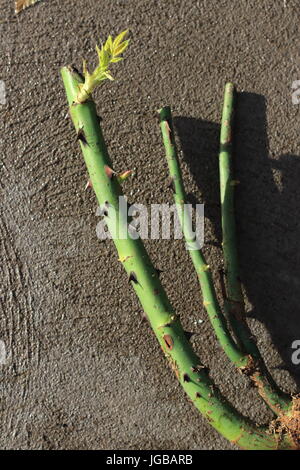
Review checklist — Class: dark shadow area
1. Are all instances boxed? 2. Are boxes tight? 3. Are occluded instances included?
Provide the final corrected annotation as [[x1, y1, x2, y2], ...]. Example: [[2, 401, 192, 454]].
[[174, 93, 300, 387]]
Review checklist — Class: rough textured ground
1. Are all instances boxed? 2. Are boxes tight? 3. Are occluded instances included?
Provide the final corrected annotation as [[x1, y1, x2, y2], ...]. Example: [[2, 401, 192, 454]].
[[0, 0, 300, 450]]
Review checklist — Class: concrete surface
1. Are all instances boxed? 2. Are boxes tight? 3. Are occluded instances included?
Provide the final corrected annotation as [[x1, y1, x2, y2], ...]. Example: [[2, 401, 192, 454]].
[[0, 0, 300, 450]]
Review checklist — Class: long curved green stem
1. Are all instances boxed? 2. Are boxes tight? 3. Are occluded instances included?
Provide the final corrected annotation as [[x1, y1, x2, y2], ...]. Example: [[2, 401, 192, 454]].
[[159, 105, 291, 416], [219, 84, 292, 413], [61, 66, 297, 449]]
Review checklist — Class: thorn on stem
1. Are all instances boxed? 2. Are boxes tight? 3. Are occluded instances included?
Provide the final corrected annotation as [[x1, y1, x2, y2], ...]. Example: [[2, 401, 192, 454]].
[[104, 165, 116, 179], [163, 334, 174, 350], [128, 271, 138, 284], [76, 128, 88, 146], [85, 180, 92, 190], [183, 373, 190, 383]]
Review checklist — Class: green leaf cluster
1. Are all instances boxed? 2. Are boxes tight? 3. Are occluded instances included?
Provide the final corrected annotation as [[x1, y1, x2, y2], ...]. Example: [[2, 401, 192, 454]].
[[77, 30, 130, 102]]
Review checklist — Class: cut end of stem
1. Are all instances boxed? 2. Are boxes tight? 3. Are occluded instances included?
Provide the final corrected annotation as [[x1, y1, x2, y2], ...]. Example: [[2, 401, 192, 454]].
[[158, 106, 172, 123]]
